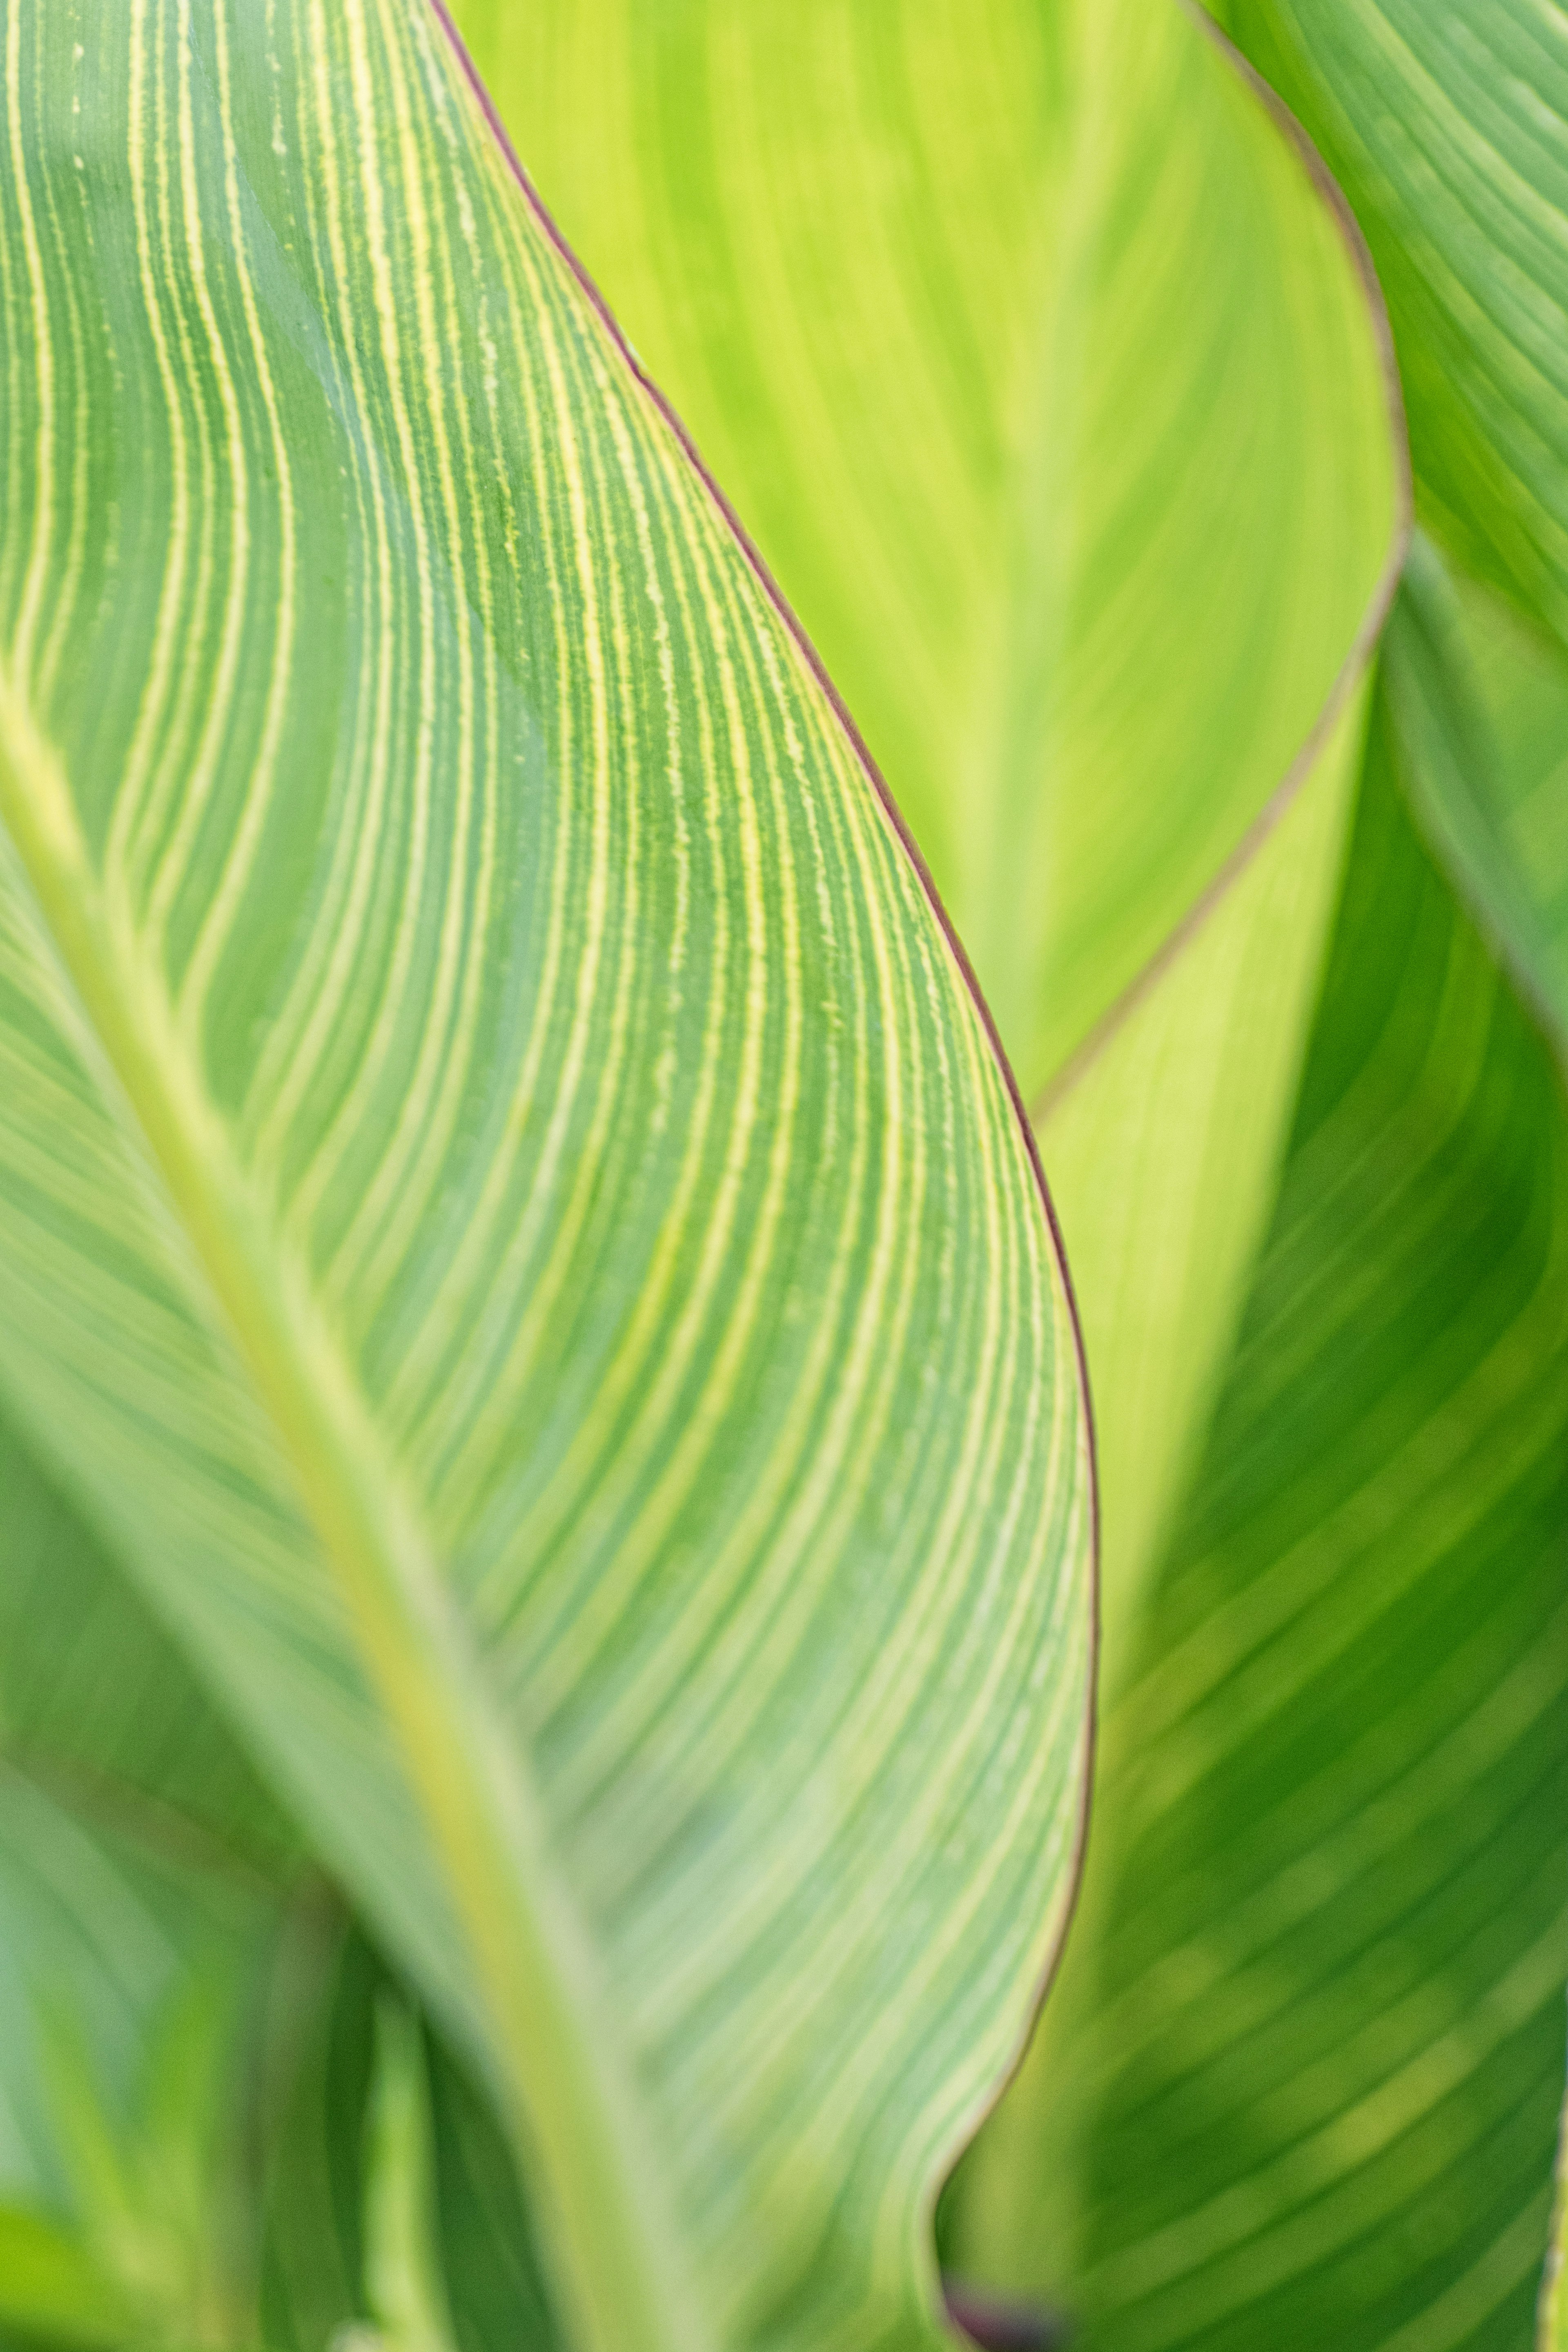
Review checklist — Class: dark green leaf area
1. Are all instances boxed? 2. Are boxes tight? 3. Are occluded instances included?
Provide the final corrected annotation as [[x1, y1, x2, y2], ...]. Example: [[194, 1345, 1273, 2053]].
[[261, 1929, 560, 2352], [258, 1929, 379, 2352], [1073, 711, 1568, 2350], [425, 2022, 562, 2352]]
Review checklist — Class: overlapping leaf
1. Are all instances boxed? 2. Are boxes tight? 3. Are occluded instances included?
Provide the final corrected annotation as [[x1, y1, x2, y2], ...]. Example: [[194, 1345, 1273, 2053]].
[[1215, 0, 1568, 649], [452, 0, 1398, 1096], [450, 15, 1409, 2323], [957, 623, 1568, 2346], [0, 2, 1093, 2347], [1390, 539, 1568, 1053], [452, 0, 1403, 1793]]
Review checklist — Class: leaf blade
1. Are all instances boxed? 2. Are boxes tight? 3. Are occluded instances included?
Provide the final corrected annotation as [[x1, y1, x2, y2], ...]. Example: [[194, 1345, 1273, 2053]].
[[1217, 0, 1568, 650], [450, 0, 1403, 1099], [960, 630, 1568, 2347], [0, 4, 1095, 2345]]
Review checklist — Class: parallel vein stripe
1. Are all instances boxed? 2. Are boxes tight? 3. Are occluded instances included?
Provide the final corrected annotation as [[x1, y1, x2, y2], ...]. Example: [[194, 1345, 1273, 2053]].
[[0, 2, 1094, 2346]]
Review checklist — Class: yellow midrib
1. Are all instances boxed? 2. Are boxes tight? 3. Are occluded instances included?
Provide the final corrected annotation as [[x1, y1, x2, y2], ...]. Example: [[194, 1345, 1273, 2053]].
[[0, 670, 709, 2352]]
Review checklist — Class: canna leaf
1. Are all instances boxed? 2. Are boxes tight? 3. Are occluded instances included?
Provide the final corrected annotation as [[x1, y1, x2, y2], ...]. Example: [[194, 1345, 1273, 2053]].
[[448, 0, 1404, 1679], [451, 0, 1401, 1099], [1, 1419, 314, 2349], [356, 2002, 461, 2352], [451, 13, 1408, 2280], [259, 1925, 561, 2352], [0, 6, 1094, 2351], [1214, 0, 1568, 651], [1546, 2138, 1568, 2352], [956, 639, 1568, 2343], [953, 680, 1375, 2280], [0, 1422, 296, 1880], [1388, 536, 1568, 1056], [1034, 683, 1372, 1703], [0, 1763, 278, 2348], [0, 2207, 132, 2350]]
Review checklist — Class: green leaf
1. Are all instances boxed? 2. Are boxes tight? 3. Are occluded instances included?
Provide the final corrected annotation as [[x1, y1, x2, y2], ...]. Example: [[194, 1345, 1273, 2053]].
[[1, 1413, 310, 2348], [0, 2207, 132, 2350], [1545, 2137, 1568, 2352], [422, 2023, 560, 2352], [451, 0, 1401, 1098], [1035, 682, 1371, 1702], [455, 26, 1409, 2306], [1388, 535, 1568, 1054], [1216, 0, 1568, 650], [0, 6, 1094, 2350], [357, 2002, 459, 2352], [0, 1762, 279, 2348], [259, 1925, 560, 2352], [955, 645, 1568, 2343], [447, 0, 1406, 1764], [0, 1420, 296, 1880]]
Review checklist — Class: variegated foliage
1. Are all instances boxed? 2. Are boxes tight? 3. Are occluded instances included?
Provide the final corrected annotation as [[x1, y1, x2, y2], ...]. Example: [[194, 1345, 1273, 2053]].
[[4, 0, 1568, 2348], [0, 2, 1092, 2348], [446, 0, 1568, 2346]]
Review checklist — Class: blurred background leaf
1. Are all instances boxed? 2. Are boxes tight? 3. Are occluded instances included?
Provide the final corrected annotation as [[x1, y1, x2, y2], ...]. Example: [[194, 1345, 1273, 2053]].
[[953, 588, 1568, 2345], [1212, 0, 1568, 653]]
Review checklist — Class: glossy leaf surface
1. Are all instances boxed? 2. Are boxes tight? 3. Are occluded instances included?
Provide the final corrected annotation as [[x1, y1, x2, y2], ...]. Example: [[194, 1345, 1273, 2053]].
[[0, 4, 1094, 2347]]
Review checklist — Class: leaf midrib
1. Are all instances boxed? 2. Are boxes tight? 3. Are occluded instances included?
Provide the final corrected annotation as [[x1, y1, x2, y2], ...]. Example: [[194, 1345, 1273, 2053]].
[[0, 671, 709, 2352]]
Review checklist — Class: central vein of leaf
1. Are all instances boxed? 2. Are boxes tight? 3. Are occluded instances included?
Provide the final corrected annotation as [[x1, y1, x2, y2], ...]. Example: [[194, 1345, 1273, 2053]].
[[0, 674, 710, 2352]]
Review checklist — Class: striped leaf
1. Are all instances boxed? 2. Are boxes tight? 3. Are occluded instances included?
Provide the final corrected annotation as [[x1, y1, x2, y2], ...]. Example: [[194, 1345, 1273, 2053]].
[[1390, 536, 1568, 1052], [451, 0, 1400, 1098], [1215, 0, 1568, 650], [0, 5, 1094, 2350], [956, 622, 1568, 2344], [447, 0, 1404, 1842], [450, 20, 1412, 2307]]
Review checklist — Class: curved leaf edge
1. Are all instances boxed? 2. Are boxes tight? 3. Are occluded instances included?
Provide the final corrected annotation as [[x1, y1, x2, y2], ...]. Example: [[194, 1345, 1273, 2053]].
[[422, 0, 1104, 2269], [1031, 0, 1411, 1124]]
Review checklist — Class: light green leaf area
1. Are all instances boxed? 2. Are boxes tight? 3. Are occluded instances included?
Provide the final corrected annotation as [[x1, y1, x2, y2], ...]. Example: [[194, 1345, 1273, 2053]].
[[956, 666, 1568, 2345], [1217, 0, 1568, 650], [0, 2207, 131, 2351], [953, 677, 1369, 2285], [356, 2002, 461, 2352], [0, 5, 1093, 2350], [1546, 2155, 1568, 2352], [1389, 537, 1568, 1056], [951, 670, 1368, 2298], [1037, 684, 1368, 1704], [452, 0, 1399, 1097]]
